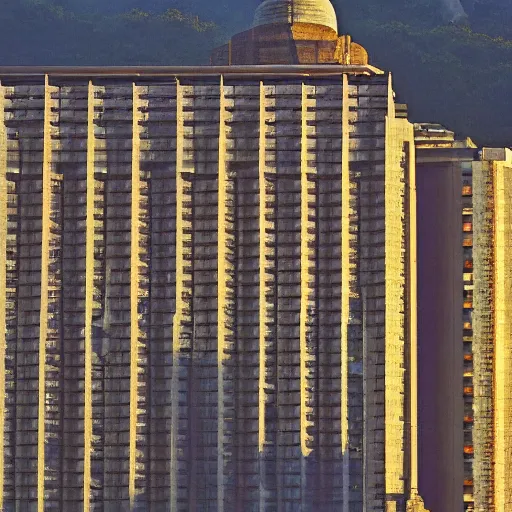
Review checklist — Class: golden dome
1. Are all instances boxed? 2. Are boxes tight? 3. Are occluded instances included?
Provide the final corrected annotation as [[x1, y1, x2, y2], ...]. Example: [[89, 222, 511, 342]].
[[254, 0, 338, 33]]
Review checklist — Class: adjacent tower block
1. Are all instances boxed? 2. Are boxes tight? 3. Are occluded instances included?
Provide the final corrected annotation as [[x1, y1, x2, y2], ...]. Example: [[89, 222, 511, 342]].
[[416, 127, 512, 512], [472, 148, 512, 512]]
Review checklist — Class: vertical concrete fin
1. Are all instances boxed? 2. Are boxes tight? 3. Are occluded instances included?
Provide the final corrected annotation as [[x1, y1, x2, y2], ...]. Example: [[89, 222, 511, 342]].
[[406, 122, 419, 495], [300, 82, 314, 460], [84, 80, 95, 512], [38, 75, 52, 512], [494, 163, 504, 505], [129, 82, 142, 509], [387, 73, 396, 120], [0, 82, 6, 512], [384, 78, 407, 499], [217, 74, 227, 512], [495, 155, 512, 512], [341, 73, 350, 512], [258, 80, 267, 455], [170, 79, 184, 512], [493, 160, 511, 512], [258, 79, 269, 510]]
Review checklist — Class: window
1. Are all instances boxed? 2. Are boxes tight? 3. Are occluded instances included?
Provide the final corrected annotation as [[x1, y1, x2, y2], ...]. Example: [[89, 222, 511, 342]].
[[463, 222, 472, 232]]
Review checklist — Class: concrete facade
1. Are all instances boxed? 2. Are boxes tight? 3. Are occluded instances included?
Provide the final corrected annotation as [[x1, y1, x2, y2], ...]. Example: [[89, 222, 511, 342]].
[[415, 125, 475, 512], [472, 148, 512, 512], [0, 1, 430, 510], [0, 65, 424, 511], [415, 125, 512, 512]]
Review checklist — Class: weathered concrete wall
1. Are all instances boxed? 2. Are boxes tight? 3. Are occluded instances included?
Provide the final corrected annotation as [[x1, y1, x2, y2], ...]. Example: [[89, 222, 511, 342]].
[[473, 159, 496, 512], [416, 160, 464, 512], [473, 150, 512, 512], [0, 72, 417, 511]]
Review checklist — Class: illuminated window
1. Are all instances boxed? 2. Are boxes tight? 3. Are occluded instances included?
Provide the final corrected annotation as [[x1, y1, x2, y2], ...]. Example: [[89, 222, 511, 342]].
[[463, 237, 473, 247], [463, 222, 472, 232], [462, 180, 472, 196], [464, 416, 474, 423], [464, 446, 474, 455], [464, 260, 473, 269], [464, 387, 474, 396]]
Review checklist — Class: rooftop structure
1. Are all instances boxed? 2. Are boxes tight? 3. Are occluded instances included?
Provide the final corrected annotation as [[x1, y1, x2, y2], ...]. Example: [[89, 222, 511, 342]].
[[253, 0, 339, 32], [415, 126, 477, 512], [211, 0, 368, 66]]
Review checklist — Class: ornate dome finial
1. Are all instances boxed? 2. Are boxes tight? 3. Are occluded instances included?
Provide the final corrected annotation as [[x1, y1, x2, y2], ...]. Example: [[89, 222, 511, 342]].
[[254, 0, 338, 33]]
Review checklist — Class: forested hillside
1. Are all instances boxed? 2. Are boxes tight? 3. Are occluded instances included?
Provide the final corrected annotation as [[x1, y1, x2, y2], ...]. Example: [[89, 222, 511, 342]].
[[0, 0, 510, 146]]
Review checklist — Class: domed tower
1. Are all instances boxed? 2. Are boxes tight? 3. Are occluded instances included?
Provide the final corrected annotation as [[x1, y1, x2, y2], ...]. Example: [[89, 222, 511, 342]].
[[253, 0, 338, 33], [211, 0, 369, 65]]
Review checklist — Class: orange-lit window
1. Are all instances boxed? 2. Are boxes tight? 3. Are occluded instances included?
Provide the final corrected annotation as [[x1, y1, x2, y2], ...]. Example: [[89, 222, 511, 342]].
[[464, 301, 473, 309], [464, 479, 473, 486], [462, 185, 472, 196], [464, 354, 473, 361], [464, 260, 473, 269], [464, 416, 474, 423], [463, 222, 473, 232], [463, 237, 473, 247], [464, 446, 474, 455], [464, 387, 474, 395]]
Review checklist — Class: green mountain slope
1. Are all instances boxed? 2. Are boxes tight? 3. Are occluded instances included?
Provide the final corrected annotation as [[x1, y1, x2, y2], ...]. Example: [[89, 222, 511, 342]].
[[0, 0, 218, 65], [351, 21, 512, 146]]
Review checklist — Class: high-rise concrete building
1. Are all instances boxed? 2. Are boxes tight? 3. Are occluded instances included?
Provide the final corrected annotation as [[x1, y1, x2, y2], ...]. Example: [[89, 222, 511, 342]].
[[415, 125, 476, 512], [0, 1, 428, 510], [416, 125, 512, 512], [471, 147, 512, 512]]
